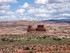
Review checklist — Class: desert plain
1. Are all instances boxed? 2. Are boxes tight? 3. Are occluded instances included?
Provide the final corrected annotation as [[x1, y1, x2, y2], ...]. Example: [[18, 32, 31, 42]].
[[0, 20, 70, 53]]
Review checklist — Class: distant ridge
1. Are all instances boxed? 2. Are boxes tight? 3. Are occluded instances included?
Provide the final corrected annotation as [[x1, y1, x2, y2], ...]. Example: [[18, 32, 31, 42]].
[[42, 19, 70, 23]]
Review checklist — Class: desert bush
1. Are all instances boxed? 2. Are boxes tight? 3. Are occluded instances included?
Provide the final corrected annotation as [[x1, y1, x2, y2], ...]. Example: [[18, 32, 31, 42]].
[[24, 47, 30, 50], [53, 38, 61, 41], [29, 51, 33, 53], [42, 36, 47, 39], [1, 38, 9, 41], [1, 38, 14, 42], [9, 39, 14, 42]]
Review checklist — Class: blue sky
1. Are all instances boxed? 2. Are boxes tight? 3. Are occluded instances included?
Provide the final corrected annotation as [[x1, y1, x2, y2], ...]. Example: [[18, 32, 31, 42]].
[[0, 0, 70, 21], [9, 0, 34, 11]]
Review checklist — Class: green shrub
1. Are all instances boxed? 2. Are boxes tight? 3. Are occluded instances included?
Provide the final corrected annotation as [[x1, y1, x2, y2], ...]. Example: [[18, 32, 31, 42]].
[[29, 51, 33, 53], [1, 38, 14, 42], [1, 38, 9, 41], [9, 39, 14, 42], [42, 36, 46, 39], [53, 38, 61, 41]]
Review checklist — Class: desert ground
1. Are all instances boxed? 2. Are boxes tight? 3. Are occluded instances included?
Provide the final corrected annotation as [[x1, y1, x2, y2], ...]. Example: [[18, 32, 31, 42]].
[[0, 21, 70, 36], [0, 20, 70, 53]]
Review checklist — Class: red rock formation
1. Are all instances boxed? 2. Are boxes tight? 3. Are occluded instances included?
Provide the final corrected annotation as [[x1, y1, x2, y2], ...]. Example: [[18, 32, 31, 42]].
[[36, 25, 46, 32], [27, 25, 46, 32], [27, 26, 35, 32]]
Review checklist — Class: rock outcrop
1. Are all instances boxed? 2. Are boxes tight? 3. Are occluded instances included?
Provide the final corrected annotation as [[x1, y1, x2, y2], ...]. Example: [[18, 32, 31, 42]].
[[27, 25, 46, 32], [36, 25, 46, 31], [27, 26, 35, 32]]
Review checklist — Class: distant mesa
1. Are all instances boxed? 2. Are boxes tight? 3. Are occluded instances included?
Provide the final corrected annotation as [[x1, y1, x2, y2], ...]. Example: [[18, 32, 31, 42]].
[[27, 26, 35, 32], [42, 19, 70, 23], [27, 25, 46, 32]]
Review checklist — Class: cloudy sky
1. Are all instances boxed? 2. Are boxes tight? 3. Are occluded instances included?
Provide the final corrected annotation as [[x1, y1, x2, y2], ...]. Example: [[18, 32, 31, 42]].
[[0, 0, 70, 21]]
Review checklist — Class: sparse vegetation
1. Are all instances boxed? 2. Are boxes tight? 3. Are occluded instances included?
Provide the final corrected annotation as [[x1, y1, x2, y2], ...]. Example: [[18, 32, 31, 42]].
[[0, 21, 70, 53], [1, 38, 15, 42]]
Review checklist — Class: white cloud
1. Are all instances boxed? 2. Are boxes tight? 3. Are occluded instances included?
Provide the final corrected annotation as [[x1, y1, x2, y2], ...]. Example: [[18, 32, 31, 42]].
[[0, 15, 18, 21], [16, 9, 25, 14], [0, 5, 10, 10], [7, 11, 15, 15], [0, 0, 70, 21], [0, 9, 15, 15], [20, 3, 29, 8], [0, 10, 6, 15], [0, 0, 17, 3], [35, 0, 70, 4], [35, 14, 50, 17], [35, 0, 48, 4], [64, 0, 70, 1], [16, 2, 70, 20], [61, 13, 70, 16], [28, 7, 56, 14], [0, 0, 17, 16], [48, 0, 64, 3], [28, 8, 46, 14]]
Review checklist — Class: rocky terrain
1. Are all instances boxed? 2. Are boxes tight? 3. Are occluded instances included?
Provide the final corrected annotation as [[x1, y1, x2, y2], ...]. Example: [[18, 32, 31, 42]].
[[0, 20, 70, 36], [0, 20, 70, 53]]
